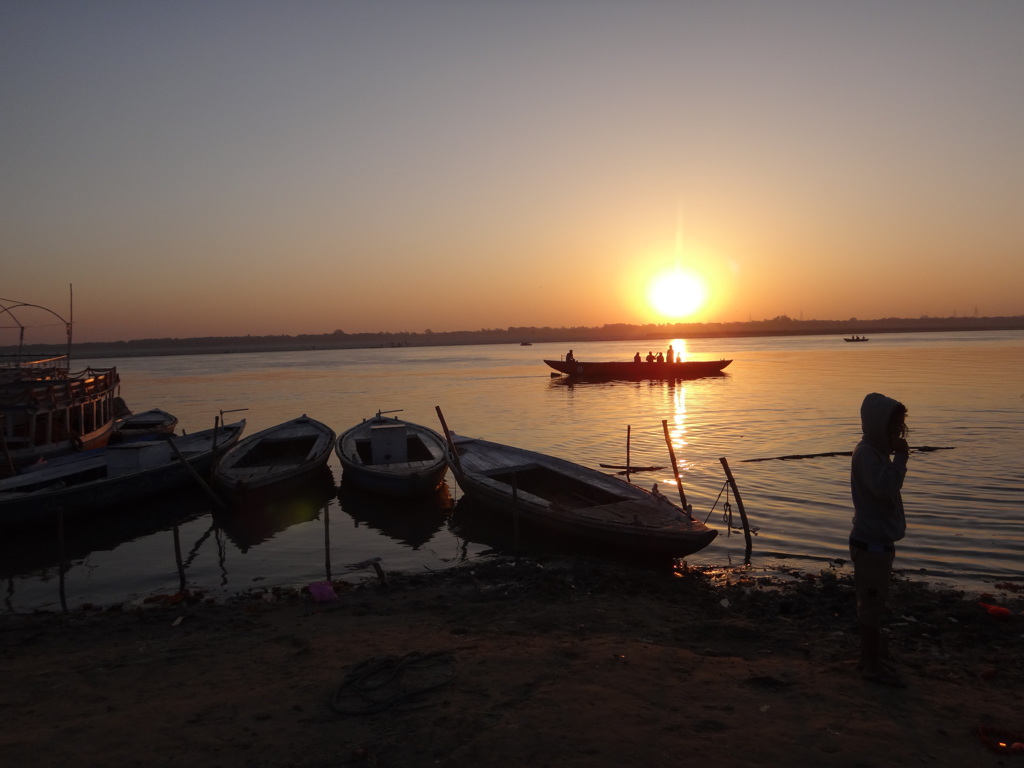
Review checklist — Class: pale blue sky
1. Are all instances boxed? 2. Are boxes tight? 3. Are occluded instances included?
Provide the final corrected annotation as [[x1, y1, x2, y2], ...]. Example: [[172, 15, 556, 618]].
[[3, 1, 1022, 342]]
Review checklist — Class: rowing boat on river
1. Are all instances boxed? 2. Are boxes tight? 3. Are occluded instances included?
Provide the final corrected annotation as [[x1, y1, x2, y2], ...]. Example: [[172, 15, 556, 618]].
[[545, 358, 731, 380]]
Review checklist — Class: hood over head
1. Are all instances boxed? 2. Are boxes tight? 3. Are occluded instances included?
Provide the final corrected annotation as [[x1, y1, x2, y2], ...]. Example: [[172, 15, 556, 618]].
[[860, 392, 904, 450]]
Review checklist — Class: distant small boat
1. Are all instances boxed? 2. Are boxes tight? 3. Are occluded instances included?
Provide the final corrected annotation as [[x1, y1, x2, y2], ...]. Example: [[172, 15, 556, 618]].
[[843, 336, 870, 342], [544, 358, 731, 380], [0, 420, 246, 531], [214, 415, 335, 494], [437, 424, 718, 558], [336, 411, 449, 497], [112, 408, 178, 442]]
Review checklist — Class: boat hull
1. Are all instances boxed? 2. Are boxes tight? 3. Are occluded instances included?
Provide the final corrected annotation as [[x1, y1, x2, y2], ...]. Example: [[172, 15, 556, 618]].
[[544, 359, 731, 380], [213, 416, 335, 493], [0, 420, 246, 531], [112, 408, 179, 442], [337, 414, 449, 497], [1, 365, 121, 469], [445, 433, 717, 558]]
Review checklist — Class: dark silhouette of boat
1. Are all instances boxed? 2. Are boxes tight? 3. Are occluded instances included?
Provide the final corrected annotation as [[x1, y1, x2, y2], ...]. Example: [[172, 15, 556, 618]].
[[544, 358, 731, 380], [336, 411, 448, 497], [0, 420, 246, 531], [2, 298, 122, 470], [112, 408, 179, 442], [213, 415, 334, 495], [437, 422, 717, 558]]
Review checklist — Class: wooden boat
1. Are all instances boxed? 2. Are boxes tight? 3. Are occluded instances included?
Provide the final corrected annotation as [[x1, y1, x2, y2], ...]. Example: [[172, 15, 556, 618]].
[[112, 408, 179, 442], [1, 358, 121, 471], [336, 411, 448, 497], [0, 420, 246, 531], [437, 423, 718, 558], [545, 358, 731, 380], [843, 336, 869, 342], [213, 415, 335, 494], [1, 298, 121, 471]]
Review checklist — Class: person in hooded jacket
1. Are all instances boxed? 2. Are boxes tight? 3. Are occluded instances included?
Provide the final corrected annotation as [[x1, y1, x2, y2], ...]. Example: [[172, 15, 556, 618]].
[[850, 392, 909, 686]]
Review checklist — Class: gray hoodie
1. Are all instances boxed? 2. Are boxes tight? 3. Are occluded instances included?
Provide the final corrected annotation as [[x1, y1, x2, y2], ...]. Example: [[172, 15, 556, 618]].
[[850, 392, 908, 545]]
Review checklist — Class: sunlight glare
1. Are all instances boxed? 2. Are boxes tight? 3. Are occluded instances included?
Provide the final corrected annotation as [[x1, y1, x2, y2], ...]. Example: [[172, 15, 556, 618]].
[[648, 268, 708, 320]]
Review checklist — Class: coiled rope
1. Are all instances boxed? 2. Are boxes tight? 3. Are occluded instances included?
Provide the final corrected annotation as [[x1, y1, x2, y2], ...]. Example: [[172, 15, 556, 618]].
[[331, 650, 457, 716]]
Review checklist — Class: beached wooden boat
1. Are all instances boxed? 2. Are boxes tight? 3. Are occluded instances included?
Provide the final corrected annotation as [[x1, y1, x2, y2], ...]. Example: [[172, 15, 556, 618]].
[[437, 425, 718, 558], [336, 411, 448, 497], [213, 415, 334, 494], [1, 298, 122, 471], [0, 420, 246, 531], [112, 408, 179, 442], [544, 358, 731, 380]]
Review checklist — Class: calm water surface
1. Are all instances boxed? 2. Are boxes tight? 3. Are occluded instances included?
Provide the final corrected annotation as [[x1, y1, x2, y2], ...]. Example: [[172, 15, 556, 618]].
[[3, 331, 1022, 610]]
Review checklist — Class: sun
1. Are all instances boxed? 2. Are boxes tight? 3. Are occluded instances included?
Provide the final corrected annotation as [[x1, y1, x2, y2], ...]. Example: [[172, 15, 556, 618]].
[[647, 268, 708, 320]]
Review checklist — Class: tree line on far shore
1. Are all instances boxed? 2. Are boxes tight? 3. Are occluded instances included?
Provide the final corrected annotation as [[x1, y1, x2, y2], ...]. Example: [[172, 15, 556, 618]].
[[6, 314, 1024, 360]]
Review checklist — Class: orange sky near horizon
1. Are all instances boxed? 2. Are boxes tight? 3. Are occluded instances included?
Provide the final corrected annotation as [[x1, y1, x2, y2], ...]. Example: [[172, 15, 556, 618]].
[[4, 3, 1023, 344]]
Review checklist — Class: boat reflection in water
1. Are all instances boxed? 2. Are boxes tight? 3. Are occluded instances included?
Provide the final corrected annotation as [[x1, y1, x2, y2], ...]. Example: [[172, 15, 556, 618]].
[[213, 466, 336, 552], [335, 480, 453, 549], [0, 486, 215, 611]]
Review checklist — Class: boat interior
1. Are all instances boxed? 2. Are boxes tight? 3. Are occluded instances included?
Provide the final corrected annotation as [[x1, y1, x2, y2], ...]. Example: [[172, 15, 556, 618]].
[[482, 464, 627, 509], [236, 436, 319, 467], [355, 434, 437, 466]]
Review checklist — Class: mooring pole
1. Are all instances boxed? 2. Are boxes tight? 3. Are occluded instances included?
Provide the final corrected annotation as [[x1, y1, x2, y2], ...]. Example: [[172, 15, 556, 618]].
[[626, 425, 631, 483], [58, 509, 68, 614], [719, 457, 752, 563], [173, 522, 186, 593], [661, 420, 690, 511]]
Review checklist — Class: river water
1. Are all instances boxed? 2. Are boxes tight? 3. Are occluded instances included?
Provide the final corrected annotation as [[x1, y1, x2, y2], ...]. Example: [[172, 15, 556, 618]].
[[3, 330, 1022, 611]]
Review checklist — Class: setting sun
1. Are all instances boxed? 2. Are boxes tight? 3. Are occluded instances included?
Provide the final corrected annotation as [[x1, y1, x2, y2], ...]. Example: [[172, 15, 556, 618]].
[[647, 268, 708, 320]]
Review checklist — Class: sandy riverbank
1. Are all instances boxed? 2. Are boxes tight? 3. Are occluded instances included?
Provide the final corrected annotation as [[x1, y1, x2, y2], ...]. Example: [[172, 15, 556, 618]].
[[2, 557, 1022, 767]]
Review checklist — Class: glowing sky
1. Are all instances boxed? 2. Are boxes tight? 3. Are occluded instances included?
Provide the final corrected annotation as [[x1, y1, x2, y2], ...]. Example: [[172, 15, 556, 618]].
[[3, 1, 1023, 343]]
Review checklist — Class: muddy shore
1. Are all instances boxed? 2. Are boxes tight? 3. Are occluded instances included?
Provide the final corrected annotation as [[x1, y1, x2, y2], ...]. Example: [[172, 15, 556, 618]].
[[2, 557, 1022, 767]]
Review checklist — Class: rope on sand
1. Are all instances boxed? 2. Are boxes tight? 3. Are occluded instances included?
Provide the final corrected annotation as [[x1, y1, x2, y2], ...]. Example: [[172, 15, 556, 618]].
[[331, 650, 457, 716]]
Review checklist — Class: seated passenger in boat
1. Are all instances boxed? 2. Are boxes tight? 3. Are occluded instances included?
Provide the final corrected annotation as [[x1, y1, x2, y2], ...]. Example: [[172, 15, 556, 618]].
[[633, 352, 642, 363]]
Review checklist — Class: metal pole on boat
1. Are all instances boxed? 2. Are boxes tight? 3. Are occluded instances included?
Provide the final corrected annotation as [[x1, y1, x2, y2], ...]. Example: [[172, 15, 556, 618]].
[[661, 420, 690, 512], [626, 425, 631, 483], [719, 457, 752, 564], [434, 406, 462, 475]]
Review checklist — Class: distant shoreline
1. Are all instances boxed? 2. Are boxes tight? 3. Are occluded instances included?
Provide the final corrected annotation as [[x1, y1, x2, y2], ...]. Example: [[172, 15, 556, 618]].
[[6, 315, 1023, 361]]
